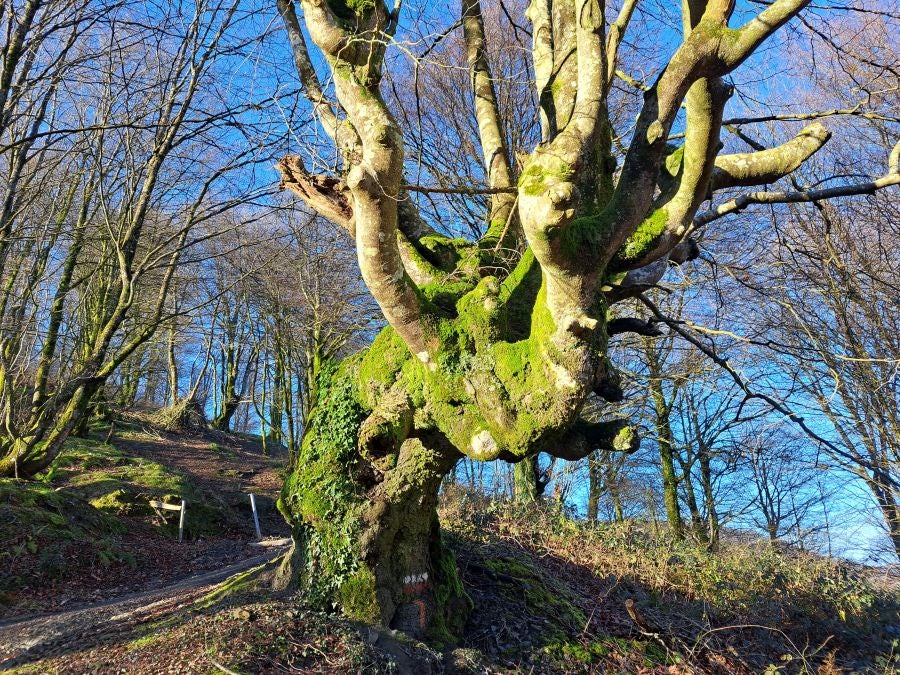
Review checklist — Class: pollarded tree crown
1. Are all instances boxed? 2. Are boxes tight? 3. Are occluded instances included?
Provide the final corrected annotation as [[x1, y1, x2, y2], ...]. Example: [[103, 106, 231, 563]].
[[275, 0, 900, 464]]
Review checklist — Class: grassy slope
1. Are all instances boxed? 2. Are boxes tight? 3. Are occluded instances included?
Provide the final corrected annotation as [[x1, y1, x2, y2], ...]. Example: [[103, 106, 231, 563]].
[[440, 488, 900, 673], [7, 483, 899, 674], [0, 422, 287, 618]]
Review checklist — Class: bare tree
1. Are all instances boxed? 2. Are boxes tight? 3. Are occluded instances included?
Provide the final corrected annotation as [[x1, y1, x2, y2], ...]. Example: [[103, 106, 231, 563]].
[[261, 0, 900, 636], [0, 0, 270, 476]]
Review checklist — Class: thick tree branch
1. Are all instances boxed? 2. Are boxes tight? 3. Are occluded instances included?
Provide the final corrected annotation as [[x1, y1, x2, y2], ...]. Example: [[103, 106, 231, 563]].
[[605, 1, 809, 265], [525, 0, 554, 141], [710, 122, 832, 191], [608, 317, 664, 337], [569, 0, 606, 144], [550, 418, 640, 461], [605, 0, 638, 88], [297, 0, 429, 359], [723, 0, 811, 69], [277, 156, 444, 249], [462, 0, 516, 235]]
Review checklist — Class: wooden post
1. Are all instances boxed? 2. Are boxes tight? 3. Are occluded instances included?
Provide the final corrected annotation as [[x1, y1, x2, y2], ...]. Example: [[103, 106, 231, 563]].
[[249, 493, 262, 540], [179, 499, 186, 543]]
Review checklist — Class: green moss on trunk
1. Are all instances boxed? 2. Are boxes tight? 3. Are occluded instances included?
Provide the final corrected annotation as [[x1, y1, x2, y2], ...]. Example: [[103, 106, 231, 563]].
[[279, 357, 469, 641]]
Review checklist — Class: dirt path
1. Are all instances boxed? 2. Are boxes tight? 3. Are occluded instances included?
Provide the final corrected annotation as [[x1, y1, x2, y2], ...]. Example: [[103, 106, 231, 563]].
[[0, 544, 288, 669], [113, 428, 290, 537]]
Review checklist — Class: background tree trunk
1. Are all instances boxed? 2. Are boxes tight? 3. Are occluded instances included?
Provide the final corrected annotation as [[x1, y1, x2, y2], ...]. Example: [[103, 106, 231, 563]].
[[513, 456, 540, 503]]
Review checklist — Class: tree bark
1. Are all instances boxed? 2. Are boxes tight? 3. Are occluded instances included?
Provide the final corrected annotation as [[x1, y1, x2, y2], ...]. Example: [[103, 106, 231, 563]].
[[513, 455, 541, 503], [658, 430, 684, 540], [682, 469, 706, 541], [867, 471, 900, 560], [587, 456, 601, 523], [699, 447, 719, 549], [167, 322, 179, 406], [278, 362, 469, 640], [647, 357, 684, 540]]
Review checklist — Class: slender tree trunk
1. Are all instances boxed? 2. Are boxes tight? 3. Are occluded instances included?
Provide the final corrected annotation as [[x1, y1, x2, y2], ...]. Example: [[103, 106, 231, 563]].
[[269, 357, 285, 447], [167, 322, 179, 406], [611, 489, 624, 523], [699, 448, 719, 549], [868, 471, 900, 560], [647, 347, 685, 540], [660, 451, 683, 538], [513, 455, 540, 503], [681, 465, 707, 544], [587, 455, 601, 523], [212, 334, 240, 432]]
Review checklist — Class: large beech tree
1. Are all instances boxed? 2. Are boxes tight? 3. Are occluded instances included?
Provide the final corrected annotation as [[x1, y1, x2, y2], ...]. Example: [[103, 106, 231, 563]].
[[273, 0, 900, 638]]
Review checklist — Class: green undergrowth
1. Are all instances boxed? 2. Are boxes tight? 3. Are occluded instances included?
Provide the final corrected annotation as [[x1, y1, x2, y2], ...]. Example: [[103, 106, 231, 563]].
[[439, 485, 900, 673], [6, 479, 898, 673], [45, 433, 232, 539], [0, 477, 129, 599], [279, 361, 369, 609], [0, 430, 246, 609]]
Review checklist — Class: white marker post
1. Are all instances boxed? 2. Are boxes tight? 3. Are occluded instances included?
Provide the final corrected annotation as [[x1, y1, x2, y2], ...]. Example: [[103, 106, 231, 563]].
[[149, 498, 187, 543], [249, 493, 262, 540], [178, 499, 186, 543]]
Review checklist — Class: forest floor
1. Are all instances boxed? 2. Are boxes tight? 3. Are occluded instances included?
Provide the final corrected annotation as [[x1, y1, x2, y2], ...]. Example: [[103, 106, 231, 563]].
[[0, 418, 290, 623], [1, 422, 899, 673]]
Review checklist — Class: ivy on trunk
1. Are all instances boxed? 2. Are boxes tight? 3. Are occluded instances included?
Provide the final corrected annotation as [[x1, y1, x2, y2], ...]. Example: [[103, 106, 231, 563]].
[[273, 0, 900, 637]]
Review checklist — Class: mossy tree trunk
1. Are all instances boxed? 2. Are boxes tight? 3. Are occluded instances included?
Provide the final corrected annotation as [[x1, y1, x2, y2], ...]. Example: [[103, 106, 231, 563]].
[[645, 341, 686, 540], [513, 455, 542, 503], [587, 458, 601, 523], [273, 0, 858, 638], [278, 363, 469, 640], [211, 307, 245, 433]]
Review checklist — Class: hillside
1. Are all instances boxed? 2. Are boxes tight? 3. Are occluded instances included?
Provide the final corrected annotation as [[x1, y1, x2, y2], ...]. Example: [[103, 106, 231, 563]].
[[1, 424, 898, 673], [0, 418, 288, 621]]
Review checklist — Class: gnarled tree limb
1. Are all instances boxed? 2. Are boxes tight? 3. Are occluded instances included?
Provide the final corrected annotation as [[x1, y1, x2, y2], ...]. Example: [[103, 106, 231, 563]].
[[549, 418, 640, 461], [296, 0, 429, 359], [711, 122, 832, 190], [277, 155, 354, 235]]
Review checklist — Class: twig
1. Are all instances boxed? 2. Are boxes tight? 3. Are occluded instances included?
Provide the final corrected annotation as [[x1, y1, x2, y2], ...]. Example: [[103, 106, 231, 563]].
[[624, 598, 656, 634], [209, 658, 241, 675]]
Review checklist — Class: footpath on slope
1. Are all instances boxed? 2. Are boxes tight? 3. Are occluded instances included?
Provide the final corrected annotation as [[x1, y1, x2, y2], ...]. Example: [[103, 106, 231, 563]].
[[1, 420, 291, 620], [0, 544, 288, 668]]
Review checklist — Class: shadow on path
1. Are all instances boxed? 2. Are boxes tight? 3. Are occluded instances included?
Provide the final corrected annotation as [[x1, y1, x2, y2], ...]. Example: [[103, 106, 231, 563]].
[[0, 544, 288, 669]]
